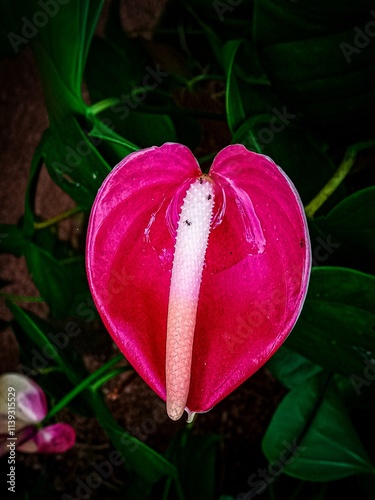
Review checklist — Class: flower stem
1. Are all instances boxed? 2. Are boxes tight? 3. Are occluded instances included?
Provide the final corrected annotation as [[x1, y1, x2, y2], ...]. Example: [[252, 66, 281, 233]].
[[185, 73, 226, 90], [305, 138, 375, 219], [304, 148, 356, 219], [90, 98, 119, 115], [42, 354, 131, 422], [0, 292, 45, 303], [34, 206, 84, 230]]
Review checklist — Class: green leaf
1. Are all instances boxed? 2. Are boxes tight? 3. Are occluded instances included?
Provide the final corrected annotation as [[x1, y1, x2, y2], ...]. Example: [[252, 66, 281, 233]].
[[223, 39, 246, 133], [24, 244, 89, 319], [85, 35, 149, 103], [17, 137, 92, 318], [259, 27, 374, 77], [253, 0, 375, 141], [286, 267, 375, 377], [88, 116, 139, 164], [85, 29, 178, 148], [35, 369, 95, 418], [0, 224, 27, 257], [90, 390, 180, 487], [223, 39, 280, 134], [28, 0, 105, 119], [42, 116, 111, 208], [43, 355, 128, 421], [253, 0, 375, 48], [166, 428, 220, 500], [266, 346, 323, 390], [23, 135, 47, 235], [223, 38, 343, 206], [8, 302, 87, 384], [10, 306, 95, 417], [96, 107, 178, 149], [262, 373, 374, 481], [260, 34, 375, 141], [233, 116, 340, 205], [313, 187, 375, 255]]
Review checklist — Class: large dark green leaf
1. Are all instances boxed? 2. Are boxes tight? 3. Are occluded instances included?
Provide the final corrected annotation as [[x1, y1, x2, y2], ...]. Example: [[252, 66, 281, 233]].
[[253, 0, 375, 141], [266, 346, 323, 390], [42, 116, 111, 208], [222, 38, 342, 205], [260, 34, 375, 142], [85, 34, 178, 148], [286, 267, 375, 377], [253, 0, 374, 46], [233, 116, 340, 205], [17, 136, 93, 318], [313, 186, 375, 255], [88, 115, 139, 165], [8, 302, 86, 383], [10, 303, 97, 420], [86, 4, 196, 148], [0, 1, 103, 118], [30, 0, 104, 119], [90, 390, 180, 489], [85, 35, 149, 103], [262, 373, 374, 481], [223, 40, 275, 134], [96, 107, 178, 149], [24, 244, 89, 319]]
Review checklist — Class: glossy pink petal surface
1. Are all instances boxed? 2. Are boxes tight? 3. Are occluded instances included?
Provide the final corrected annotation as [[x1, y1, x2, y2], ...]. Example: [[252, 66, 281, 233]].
[[17, 423, 76, 454], [87, 143, 311, 414]]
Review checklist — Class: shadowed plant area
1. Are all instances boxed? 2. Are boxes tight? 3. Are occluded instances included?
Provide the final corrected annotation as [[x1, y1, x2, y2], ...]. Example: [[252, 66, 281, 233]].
[[0, 0, 375, 499]]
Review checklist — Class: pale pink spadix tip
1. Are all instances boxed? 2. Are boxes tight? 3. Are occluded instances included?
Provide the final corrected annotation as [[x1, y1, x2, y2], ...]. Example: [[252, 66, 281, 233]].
[[166, 178, 215, 421]]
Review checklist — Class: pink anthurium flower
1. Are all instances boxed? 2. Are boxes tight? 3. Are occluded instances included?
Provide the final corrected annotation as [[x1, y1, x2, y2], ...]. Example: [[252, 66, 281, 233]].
[[86, 144, 311, 421], [0, 373, 76, 455]]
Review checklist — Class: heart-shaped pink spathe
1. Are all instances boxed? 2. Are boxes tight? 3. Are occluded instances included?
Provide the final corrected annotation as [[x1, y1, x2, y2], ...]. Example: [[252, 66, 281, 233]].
[[86, 143, 311, 418]]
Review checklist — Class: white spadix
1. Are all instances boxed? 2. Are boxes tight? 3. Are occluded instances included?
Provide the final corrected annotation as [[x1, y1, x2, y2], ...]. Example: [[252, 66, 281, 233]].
[[166, 178, 215, 420]]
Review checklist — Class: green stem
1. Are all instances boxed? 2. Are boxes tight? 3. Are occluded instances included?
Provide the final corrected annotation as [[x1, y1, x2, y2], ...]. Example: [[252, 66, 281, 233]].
[[186, 74, 225, 90], [90, 367, 131, 391], [90, 98, 119, 115], [162, 474, 185, 500], [269, 482, 276, 500], [0, 292, 45, 303], [288, 480, 305, 500], [304, 137, 375, 219], [162, 476, 174, 500], [34, 206, 84, 230], [42, 354, 130, 422], [305, 149, 356, 218]]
